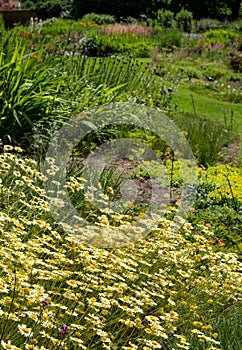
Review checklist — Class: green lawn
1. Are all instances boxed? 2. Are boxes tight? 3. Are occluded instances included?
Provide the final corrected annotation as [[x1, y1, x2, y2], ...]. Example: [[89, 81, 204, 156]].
[[173, 86, 242, 158], [173, 86, 242, 133]]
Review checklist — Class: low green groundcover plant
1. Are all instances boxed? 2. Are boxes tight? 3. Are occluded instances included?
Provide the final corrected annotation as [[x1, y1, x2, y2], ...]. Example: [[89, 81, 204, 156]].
[[188, 164, 242, 251]]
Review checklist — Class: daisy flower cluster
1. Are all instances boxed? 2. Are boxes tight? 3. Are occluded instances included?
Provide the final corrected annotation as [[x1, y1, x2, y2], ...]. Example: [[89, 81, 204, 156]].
[[0, 145, 241, 350]]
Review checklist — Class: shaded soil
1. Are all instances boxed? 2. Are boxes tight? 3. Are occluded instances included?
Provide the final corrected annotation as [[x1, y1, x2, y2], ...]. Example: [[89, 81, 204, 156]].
[[107, 137, 241, 205], [108, 159, 181, 206], [68, 137, 241, 206], [218, 137, 241, 165]]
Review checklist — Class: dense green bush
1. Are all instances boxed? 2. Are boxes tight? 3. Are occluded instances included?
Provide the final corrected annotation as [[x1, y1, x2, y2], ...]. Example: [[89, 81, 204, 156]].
[[77, 36, 99, 56], [75, 29, 155, 58], [21, 0, 71, 19], [155, 28, 182, 50], [81, 13, 116, 25], [202, 28, 239, 46], [156, 8, 193, 33], [176, 9, 193, 33], [196, 18, 222, 32], [226, 18, 242, 32], [156, 9, 175, 28], [170, 0, 241, 20], [188, 164, 242, 250]]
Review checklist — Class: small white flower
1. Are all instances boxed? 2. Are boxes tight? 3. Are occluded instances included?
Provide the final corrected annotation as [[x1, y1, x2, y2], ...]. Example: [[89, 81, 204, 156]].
[[1, 340, 16, 349], [18, 324, 33, 337]]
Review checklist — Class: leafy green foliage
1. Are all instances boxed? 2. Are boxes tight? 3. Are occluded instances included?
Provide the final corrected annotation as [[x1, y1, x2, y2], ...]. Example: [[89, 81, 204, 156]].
[[196, 18, 222, 32], [156, 8, 193, 33], [176, 8, 193, 33], [157, 9, 175, 28], [230, 54, 242, 73], [202, 28, 239, 47], [22, 0, 242, 21], [21, 0, 72, 19], [154, 27, 182, 50], [76, 37, 98, 56], [0, 36, 68, 146], [170, 0, 241, 20], [75, 33, 154, 58], [81, 13, 116, 25], [0, 28, 173, 149], [188, 165, 242, 251]]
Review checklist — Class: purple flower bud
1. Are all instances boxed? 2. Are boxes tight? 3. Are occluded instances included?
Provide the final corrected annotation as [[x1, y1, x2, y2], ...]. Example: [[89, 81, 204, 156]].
[[58, 324, 69, 335], [41, 300, 49, 308]]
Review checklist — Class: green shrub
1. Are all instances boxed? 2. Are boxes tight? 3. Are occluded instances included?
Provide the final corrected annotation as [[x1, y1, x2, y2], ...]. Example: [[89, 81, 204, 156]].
[[226, 18, 242, 32], [81, 12, 116, 25], [119, 16, 137, 24], [155, 28, 182, 50], [121, 41, 154, 58], [22, 0, 72, 20], [75, 30, 155, 58], [188, 164, 242, 250], [0, 37, 68, 146], [203, 66, 230, 80], [176, 8, 193, 33], [39, 17, 69, 35], [202, 28, 239, 47], [77, 36, 99, 56], [196, 18, 221, 32], [157, 9, 175, 28], [183, 66, 203, 80]]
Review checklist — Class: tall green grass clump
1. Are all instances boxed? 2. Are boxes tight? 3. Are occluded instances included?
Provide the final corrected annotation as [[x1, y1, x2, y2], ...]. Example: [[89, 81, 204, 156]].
[[0, 35, 68, 146], [170, 112, 234, 166]]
